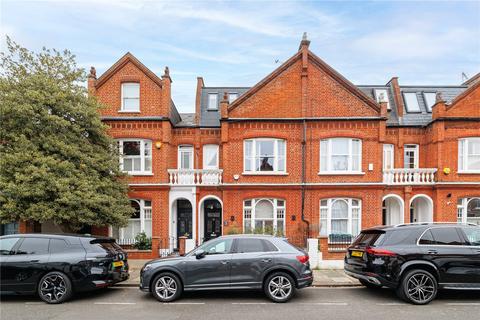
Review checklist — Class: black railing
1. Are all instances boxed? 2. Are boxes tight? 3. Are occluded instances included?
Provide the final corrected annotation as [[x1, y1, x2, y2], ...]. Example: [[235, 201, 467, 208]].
[[328, 234, 353, 252]]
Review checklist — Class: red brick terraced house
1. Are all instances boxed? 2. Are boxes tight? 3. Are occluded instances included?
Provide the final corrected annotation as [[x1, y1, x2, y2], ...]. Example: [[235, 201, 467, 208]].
[[6, 38, 480, 260]]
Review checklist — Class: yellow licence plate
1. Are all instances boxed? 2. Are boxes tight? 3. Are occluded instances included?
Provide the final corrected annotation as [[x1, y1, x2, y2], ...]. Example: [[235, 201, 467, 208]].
[[351, 251, 363, 258], [113, 261, 124, 268]]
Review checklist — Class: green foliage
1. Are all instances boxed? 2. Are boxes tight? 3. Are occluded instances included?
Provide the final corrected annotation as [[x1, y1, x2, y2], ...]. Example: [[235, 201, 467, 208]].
[[133, 232, 152, 250], [0, 37, 132, 230], [226, 225, 241, 235]]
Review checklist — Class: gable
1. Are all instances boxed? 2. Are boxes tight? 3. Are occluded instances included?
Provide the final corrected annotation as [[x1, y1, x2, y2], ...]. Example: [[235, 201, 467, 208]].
[[228, 49, 380, 119], [445, 81, 480, 118]]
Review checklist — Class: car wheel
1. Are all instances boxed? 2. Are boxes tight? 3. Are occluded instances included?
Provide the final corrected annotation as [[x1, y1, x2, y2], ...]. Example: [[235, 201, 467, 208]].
[[151, 272, 183, 302], [396, 269, 437, 305], [264, 272, 296, 303], [37, 271, 73, 304], [359, 279, 382, 289]]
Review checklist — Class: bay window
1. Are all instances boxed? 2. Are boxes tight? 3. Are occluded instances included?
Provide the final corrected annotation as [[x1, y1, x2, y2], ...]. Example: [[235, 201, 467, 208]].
[[244, 139, 286, 173], [320, 198, 361, 239], [113, 200, 152, 245], [459, 138, 480, 172], [457, 198, 480, 225], [320, 138, 362, 173], [118, 139, 152, 174], [243, 199, 285, 235]]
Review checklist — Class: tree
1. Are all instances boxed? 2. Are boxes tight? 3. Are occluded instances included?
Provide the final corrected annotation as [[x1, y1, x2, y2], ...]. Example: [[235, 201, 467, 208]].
[[0, 37, 132, 231]]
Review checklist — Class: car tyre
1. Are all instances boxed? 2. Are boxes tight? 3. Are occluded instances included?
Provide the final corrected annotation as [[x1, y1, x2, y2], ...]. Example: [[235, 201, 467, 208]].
[[359, 279, 382, 289], [37, 271, 73, 304], [396, 269, 437, 305], [264, 272, 296, 303], [151, 272, 183, 302]]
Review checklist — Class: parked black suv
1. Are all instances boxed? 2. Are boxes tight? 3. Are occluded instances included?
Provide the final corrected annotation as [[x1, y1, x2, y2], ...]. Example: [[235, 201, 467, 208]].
[[345, 223, 480, 305], [0, 234, 129, 304], [140, 235, 313, 303]]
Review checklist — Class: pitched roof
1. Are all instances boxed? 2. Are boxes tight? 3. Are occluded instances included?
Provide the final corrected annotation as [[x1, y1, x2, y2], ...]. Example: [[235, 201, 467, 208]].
[[95, 52, 164, 89]]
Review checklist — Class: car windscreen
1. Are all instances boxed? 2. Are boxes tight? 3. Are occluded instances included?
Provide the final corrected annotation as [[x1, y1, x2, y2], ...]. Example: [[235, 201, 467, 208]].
[[351, 231, 385, 247]]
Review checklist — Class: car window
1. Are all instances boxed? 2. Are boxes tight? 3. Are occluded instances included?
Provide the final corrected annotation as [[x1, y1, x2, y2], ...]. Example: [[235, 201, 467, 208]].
[[235, 238, 271, 253], [351, 231, 385, 247], [49, 239, 69, 253], [463, 228, 480, 246], [419, 230, 435, 245], [0, 237, 20, 255], [16, 238, 50, 255], [383, 230, 414, 246], [430, 228, 465, 246], [263, 240, 278, 252], [202, 239, 233, 255]]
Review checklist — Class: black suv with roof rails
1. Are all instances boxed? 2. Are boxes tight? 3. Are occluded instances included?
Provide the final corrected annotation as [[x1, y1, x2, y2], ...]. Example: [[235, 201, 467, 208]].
[[0, 234, 129, 304], [344, 223, 480, 305]]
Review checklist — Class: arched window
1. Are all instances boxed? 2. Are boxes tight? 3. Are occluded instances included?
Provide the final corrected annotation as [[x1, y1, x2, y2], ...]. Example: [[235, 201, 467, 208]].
[[112, 199, 152, 245], [319, 198, 361, 239], [243, 199, 285, 235], [458, 198, 480, 225]]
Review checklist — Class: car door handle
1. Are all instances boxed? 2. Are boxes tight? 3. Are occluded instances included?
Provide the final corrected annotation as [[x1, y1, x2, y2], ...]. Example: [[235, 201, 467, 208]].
[[220, 260, 229, 265], [261, 258, 272, 263], [427, 250, 438, 255], [29, 260, 39, 262]]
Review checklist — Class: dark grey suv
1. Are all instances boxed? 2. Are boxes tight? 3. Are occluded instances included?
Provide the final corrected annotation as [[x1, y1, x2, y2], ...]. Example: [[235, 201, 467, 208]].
[[140, 235, 313, 303]]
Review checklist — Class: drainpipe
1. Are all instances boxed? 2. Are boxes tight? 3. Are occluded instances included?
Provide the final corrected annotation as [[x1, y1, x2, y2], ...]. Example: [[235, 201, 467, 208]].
[[301, 119, 310, 239]]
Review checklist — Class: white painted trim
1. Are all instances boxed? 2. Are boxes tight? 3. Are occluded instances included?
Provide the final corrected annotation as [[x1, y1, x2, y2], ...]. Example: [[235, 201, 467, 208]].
[[317, 172, 365, 175], [243, 138, 286, 174], [120, 82, 140, 112], [382, 194, 405, 225], [242, 172, 289, 176], [178, 145, 194, 170], [203, 144, 219, 169], [409, 194, 434, 223], [198, 195, 223, 243]]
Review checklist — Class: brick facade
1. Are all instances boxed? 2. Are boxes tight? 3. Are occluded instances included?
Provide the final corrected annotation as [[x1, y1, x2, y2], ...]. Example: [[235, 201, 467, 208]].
[[14, 39, 478, 259]]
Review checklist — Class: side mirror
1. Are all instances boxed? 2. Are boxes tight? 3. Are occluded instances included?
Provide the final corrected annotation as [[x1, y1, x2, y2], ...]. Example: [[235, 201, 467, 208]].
[[194, 249, 206, 259]]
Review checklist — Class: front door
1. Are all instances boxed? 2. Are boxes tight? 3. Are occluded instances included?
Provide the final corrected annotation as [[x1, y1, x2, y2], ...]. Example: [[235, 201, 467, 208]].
[[177, 200, 192, 245], [204, 200, 222, 241]]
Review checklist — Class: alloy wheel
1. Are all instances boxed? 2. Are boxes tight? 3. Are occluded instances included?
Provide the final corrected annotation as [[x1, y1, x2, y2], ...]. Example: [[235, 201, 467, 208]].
[[268, 276, 292, 300], [39, 274, 67, 303], [154, 276, 177, 300], [406, 273, 435, 304]]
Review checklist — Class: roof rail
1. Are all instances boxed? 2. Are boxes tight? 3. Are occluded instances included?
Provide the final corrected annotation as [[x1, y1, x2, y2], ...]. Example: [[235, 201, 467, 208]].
[[394, 222, 477, 227]]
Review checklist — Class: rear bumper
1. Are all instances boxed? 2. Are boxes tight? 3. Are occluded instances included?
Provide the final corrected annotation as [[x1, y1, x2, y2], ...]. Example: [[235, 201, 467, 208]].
[[297, 275, 313, 289], [344, 267, 396, 288]]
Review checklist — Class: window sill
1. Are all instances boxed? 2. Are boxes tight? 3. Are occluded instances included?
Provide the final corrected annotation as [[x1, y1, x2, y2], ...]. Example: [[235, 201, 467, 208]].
[[318, 172, 365, 176], [124, 172, 154, 176], [118, 110, 141, 113], [242, 172, 289, 176], [458, 171, 480, 174]]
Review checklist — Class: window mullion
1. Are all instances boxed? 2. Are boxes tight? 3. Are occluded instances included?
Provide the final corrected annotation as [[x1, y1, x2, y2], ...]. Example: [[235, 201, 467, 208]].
[[327, 199, 331, 235], [328, 140, 332, 171], [140, 140, 145, 172], [348, 199, 352, 235], [274, 140, 278, 172], [140, 200, 145, 232]]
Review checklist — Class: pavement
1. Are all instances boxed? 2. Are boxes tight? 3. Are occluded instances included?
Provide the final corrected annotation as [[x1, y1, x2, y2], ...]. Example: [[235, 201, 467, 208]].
[[2, 287, 480, 320], [123, 259, 360, 287]]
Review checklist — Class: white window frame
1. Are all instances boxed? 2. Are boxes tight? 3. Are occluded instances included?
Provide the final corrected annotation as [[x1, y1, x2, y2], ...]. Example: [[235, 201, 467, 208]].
[[458, 138, 480, 173], [403, 144, 419, 169], [178, 145, 194, 170], [383, 144, 394, 170], [374, 89, 390, 110], [457, 198, 480, 225], [243, 138, 286, 174], [423, 92, 437, 112], [319, 138, 362, 174], [319, 198, 361, 238], [117, 199, 152, 243], [243, 199, 286, 235], [117, 139, 152, 175], [403, 92, 421, 113], [203, 144, 219, 169], [207, 93, 218, 110], [228, 92, 238, 103], [120, 82, 140, 112]]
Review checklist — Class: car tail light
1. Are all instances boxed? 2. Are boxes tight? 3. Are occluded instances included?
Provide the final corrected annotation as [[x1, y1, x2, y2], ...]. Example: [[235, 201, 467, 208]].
[[366, 247, 397, 257], [296, 255, 309, 264]]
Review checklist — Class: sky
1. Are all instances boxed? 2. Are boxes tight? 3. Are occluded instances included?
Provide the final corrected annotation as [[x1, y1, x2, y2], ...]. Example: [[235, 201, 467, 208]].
[[1, 0, 479, 113]]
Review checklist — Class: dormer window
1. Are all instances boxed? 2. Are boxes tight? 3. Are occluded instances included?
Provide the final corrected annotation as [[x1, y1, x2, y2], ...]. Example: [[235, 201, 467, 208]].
[[121, 83, 140, 112], [208, 93, 218, 110], [423, 92, 436, 112], [374, 89, 390, 110], [403, 92, 421, 112], [229, 93, 238, 103]]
